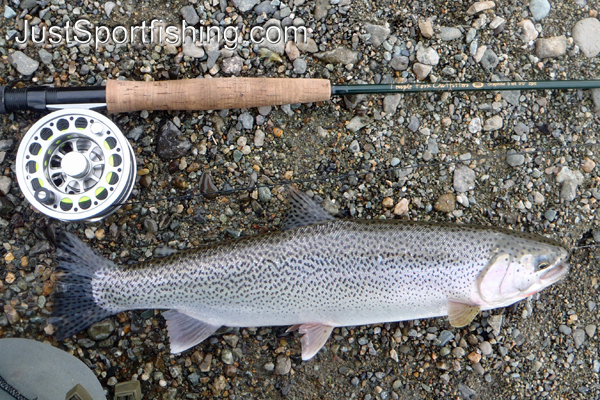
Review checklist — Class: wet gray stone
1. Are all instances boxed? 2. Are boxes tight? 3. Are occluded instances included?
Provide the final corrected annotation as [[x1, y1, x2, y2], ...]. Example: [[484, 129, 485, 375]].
[[536, 36, 567, 58], [88, 320, 115, 341], [346, 116, 368, 132], [529, 0, 550, 21], [38, 49, 53, 65], [104, 1, 116, 16], [468, 118, 482, 133], [514, 122, 530, 136], [585, 325, 596, 338], [4, 6, 16, 18], [427, 138, 439, 154], [593, 89, 600, 113], [30, 241, 51, 257], [559, 325, 572, 335], [453, 166, 476, 193], [483, 115, 503, 131], [233, 0, 259, 12], [221, 349, 234, 364], [255, 1, 277, 14], [128, 126, 144, 141], [258, 186, 271, 202], [180, 5, 200, 25], [349, 140, 360, 153], [544, 209, 557, 221], [0, 140, 14, 152], [390, 56, 409, 71], [480, 48, 499, 70], [561, 180, 579, 201], [413, 63, 432, 80], [293, 58, 307, 74], [315, 47, 359, 65], [0, 197, 14, 217], [275, 356, 291, 375], [233, 149, 243, 163], [222, 56, 243, 74], [479, 341, 493, 355], [439, 27, 462, 41], [506, 150, 525, 167], [573, 329, 586, 348], [254, 130, 265, 147], [572, 18, 600, 58], [157, 121, 191, 159], [313, 0, 329, 20], [466, 28, 477, 43], [238, 112, 254, 130], [143, 219, 159, 234], [364, 23, 390, 47], [438, 330, 454, 346], [8, 51, 40, 76], [416, 46, 439, 65], [188, 372, 199, 385], [0, 176, 10, 196], [408, 115, 420, 132], [264, 362, 275, 371], [488, 315, 503, 336], [383, 94, 401, 115], [458, 383, 477, 399], [502, 90, 520, 107]]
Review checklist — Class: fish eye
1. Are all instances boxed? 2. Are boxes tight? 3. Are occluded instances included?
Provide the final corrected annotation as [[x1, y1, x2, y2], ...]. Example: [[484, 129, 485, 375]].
[[536, 262, 550, 271]]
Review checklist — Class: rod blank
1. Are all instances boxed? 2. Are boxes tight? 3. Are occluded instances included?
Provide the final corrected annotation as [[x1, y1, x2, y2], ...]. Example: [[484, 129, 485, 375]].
[[1, 78, 600, 114]]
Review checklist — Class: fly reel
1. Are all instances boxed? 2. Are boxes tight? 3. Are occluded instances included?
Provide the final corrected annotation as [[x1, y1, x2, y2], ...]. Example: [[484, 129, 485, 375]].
[[16, 109, 136, 222]]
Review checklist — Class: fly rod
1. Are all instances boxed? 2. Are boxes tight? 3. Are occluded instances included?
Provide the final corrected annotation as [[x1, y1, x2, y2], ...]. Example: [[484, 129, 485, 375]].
[[1, 78, 600, 114], [8, 77, 600, 223]]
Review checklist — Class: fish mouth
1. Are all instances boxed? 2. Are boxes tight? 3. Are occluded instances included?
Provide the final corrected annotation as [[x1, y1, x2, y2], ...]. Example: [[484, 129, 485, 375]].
[[540, 262, 570, 284]]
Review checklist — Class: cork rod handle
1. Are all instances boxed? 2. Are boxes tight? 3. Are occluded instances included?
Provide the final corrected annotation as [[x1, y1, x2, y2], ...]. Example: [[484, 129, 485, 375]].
[[106, 78, 331, 113]]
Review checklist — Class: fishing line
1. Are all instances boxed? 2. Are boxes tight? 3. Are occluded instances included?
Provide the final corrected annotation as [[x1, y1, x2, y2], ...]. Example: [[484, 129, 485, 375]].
[[122, 141, 599, 206]]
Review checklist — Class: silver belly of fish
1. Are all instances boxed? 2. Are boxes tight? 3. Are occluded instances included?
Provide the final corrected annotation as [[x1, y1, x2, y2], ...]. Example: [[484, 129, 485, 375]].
[[52, 189, 569, 360]]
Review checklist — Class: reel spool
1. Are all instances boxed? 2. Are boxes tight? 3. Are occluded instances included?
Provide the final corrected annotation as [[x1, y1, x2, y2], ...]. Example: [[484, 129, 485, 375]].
[[16, 109, 136, 222]]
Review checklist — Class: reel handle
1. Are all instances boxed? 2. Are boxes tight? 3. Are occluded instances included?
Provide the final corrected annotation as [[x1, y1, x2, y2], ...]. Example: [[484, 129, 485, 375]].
[[105, 78, 332, 113]]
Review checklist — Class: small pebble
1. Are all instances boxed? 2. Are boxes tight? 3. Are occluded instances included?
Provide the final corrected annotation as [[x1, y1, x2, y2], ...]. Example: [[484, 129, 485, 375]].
[[536, 36, 567, 58], [275, 356, 291, 375], [479, 341, 493, 356], [434, 194, 456, 212], [529, 0, 551, 21], [559, 325, 572, 335], [393, 199, 409, 215], [582, 158, 596, 173], [573, 329, 586, 348], [467, 352, 482, 363]]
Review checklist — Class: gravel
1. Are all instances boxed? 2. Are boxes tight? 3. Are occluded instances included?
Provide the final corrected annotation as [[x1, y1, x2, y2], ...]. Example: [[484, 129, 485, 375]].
[[1, 0, 599, 399]]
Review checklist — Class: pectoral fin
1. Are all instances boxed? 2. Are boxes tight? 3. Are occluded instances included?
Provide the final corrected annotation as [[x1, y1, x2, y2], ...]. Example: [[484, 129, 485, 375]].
[[163, 310, 220, 354], [447, 300, 481, 328], [291, 323, 334, 360]]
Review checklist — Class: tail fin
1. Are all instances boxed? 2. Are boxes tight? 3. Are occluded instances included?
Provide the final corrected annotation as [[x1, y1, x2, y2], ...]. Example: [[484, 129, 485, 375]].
[[50, 231, 117, 340]]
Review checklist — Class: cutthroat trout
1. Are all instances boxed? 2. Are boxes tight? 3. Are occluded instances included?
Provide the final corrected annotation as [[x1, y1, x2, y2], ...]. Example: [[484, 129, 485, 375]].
[[52, 188, 569, 360]]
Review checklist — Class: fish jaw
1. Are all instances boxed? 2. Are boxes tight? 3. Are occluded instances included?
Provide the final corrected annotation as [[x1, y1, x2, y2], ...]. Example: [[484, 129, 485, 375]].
[[539, 261, 570, 285]]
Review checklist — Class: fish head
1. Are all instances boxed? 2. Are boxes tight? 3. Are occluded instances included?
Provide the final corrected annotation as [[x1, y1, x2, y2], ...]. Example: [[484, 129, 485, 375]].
[[476, 234, 570, 308]]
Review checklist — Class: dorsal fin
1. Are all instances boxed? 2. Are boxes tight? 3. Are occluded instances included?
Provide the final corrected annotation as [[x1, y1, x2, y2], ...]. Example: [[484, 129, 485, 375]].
[[282, 187, 335, 230]]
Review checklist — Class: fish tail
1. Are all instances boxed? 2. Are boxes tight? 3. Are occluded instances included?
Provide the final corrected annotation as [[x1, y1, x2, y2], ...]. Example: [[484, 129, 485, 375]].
[[50, 231, 117, 340]]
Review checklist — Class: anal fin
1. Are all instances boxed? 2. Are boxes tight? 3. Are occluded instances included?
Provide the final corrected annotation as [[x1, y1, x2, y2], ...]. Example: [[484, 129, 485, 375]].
[[162, 310, 220, 354], [447, 300, 481, 328], [293, 323, 334, 360]]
